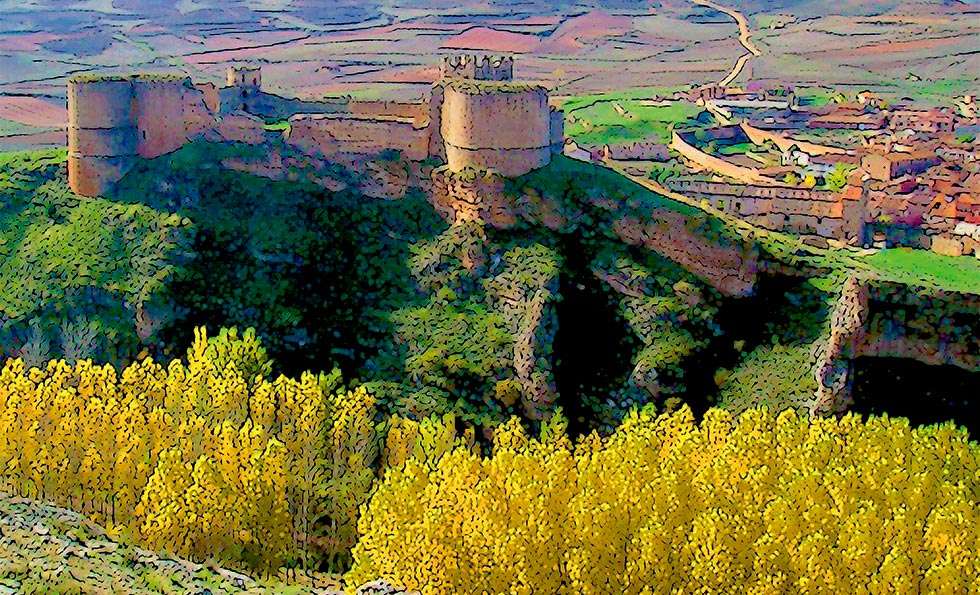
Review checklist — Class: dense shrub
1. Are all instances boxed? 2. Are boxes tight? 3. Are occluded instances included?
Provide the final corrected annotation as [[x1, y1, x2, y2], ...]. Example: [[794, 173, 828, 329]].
[[350, 407, 979, 593]]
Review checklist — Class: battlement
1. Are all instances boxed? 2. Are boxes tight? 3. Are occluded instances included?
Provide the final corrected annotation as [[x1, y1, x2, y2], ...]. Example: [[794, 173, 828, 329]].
[[440, 54, 514, 81], [227, 65, 262, 90]]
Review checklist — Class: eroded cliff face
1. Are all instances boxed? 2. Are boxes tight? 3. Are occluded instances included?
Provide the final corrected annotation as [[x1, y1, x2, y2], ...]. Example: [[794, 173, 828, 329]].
[[430, 166, 759, 297], [811, 275, 870, 415]]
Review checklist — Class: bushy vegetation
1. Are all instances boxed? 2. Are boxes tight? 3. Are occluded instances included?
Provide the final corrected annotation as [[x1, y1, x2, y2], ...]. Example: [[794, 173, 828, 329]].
[[350, 407, 979, 593], [0, 327, 377, 573], [0, 149, 188, 365]]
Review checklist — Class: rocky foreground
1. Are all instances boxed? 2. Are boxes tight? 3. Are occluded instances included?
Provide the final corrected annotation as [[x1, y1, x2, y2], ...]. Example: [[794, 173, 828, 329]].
[[0, 494, 414, 594]]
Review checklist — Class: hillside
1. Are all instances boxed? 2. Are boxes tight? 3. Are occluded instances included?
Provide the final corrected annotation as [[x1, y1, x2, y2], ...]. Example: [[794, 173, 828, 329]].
[[0, 493, 325, 593]]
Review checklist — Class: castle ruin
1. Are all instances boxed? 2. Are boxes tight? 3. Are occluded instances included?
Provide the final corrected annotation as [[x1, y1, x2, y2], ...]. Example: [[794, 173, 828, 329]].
[[67, 74, 219, 196], [67, 56, 564, 197]]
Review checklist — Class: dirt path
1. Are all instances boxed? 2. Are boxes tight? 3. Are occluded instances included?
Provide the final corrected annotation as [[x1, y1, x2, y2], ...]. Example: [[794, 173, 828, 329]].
[[691, 0, 761, 87]]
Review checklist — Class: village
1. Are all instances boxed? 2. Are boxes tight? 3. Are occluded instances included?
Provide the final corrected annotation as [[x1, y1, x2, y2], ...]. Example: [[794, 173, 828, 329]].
[[565, 84, 980, 257]]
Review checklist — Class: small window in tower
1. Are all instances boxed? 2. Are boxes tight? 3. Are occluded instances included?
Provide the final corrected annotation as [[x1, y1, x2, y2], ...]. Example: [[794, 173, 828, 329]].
[[142, 130, 147, 140]]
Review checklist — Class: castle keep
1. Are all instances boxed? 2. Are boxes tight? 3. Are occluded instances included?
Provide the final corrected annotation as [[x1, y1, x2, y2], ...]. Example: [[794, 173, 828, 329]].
[[67, 56, 564, 196]]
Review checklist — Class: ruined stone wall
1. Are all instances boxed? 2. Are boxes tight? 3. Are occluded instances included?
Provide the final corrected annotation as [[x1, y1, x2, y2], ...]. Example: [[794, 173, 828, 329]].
[[441, 86, 553, 176], [286, 114, 430, 161], [671, 131, 771, 185]]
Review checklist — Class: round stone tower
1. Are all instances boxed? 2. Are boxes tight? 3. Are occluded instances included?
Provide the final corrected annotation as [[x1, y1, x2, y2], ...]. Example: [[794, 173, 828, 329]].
[[67, 76, 139, 197], [440, 81, 553, 177]]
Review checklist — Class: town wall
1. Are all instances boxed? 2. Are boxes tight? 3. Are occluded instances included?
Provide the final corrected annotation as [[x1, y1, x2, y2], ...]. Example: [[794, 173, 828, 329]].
[[286, 114, 431, 161], [441, 85, 553, 176], [739, 122, 846, 156], [671, 131, 771, 185], [668, 179, 865, 243]]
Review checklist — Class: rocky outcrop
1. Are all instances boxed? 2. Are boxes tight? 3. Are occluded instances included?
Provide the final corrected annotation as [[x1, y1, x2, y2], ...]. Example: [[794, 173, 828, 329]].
[[811, 275, 870, 415], [429, 167, 518, 226], [612, 211, 758, 297]]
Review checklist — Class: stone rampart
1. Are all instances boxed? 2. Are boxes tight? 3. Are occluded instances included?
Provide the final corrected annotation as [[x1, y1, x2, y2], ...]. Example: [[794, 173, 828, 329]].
[[739, 122, 846, 156], [550, 108, 565, 153], [346, 100, 428, 124], [671, 131, 771, 185], [287, 114, 430, 161], [668, 179, 865, 243]]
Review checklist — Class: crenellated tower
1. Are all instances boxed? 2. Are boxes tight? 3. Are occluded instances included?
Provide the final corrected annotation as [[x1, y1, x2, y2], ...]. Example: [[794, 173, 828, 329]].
[[440, 55, 514, 82]]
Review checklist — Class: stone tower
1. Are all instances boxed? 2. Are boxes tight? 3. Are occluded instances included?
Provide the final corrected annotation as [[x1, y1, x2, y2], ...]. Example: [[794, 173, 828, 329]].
[[226, 64, 262, 90], [67, 73, 217, 196], [226, 65, 262, 112]]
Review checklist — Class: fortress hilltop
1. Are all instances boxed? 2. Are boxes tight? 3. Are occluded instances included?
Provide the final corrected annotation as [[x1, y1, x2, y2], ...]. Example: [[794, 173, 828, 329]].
[[67, 55, 564, 196]]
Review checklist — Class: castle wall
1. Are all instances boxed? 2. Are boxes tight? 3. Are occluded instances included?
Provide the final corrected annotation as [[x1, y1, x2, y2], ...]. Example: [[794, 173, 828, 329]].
[[183, 85, 220, 139], [550, 108, 564, 153], [346, 100, 428, 124], [68, 79, 135, 129], [441, 55, 514, 81], [68, 74, 221, 196], [67, 154, 136, 198], [133, 79, 189, 158], [427, 84, 447, 160], [441, 86, 553, 176], [286, 114, 430, 161], [70, 127, 138, 156], [193, 82, 220, 113]]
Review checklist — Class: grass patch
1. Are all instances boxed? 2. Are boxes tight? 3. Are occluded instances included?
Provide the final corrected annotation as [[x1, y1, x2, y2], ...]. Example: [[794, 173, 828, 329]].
[[562, 88, 705, 147], [864, 248, 980, 295]]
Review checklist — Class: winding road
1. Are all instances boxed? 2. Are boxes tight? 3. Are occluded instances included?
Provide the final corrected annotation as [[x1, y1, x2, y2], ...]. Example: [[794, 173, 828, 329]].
[[692, 0, 762, 88]]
